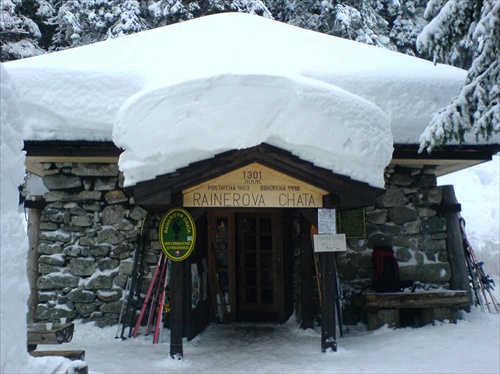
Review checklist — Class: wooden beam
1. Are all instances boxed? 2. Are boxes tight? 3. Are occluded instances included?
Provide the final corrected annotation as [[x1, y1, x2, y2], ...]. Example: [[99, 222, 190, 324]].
[[170, 261, 184, 359], [441, 186, 472, 309], [131, 188, 172, 210], [27, 205, 42, 323], [23, 140, 122, 158], [299, 215, 314, 329], [364, 291, 469, 311], [321, 252, 337, 352], [30, 350, 85, 361]]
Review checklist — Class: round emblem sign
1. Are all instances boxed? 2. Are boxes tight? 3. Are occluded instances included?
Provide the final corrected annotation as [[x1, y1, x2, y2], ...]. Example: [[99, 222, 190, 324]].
[[159, 208, 196, 261]]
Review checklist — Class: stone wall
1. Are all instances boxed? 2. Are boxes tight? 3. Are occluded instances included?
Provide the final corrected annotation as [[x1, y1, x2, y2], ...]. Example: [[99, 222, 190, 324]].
[[33, 162, 452, 327], [337, 164, 451, 324], [35, 162, 150, 327]]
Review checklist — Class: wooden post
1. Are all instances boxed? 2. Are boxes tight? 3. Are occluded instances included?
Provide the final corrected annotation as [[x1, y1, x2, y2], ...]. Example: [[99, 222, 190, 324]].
[[317, 208, 338, 352], [440, 185, 472, 309], [321, 252, 337, 352], [27, 205, 42, 323], [169, 260, 183, 359]]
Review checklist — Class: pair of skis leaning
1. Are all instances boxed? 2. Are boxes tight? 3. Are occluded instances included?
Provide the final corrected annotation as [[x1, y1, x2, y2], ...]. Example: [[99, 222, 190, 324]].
[[460, 218, 499, 314], [132, 252, 170, 343], [116, 214, 150, 340], [116, 212, 171, 343]]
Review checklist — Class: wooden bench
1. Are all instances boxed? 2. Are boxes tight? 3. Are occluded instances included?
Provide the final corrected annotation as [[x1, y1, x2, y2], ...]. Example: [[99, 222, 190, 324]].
[[30, 349, 85, 361], [27, 323, 75, 352], [364, 290, 469, 330], [27, 323, 88, 373]]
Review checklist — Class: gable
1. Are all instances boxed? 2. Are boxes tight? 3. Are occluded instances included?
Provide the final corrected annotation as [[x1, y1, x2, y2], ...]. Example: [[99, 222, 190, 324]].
[[128, 143, 383, 212], [183, 162, 329, 208]]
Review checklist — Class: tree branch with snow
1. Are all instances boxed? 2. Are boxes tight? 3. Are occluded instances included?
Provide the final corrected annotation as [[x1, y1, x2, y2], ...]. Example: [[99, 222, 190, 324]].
[[417, 0, 499, 152]]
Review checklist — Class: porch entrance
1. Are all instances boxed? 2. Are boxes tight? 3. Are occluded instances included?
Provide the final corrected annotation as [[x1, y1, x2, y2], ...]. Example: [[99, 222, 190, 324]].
[[208, 209, 284, 323]]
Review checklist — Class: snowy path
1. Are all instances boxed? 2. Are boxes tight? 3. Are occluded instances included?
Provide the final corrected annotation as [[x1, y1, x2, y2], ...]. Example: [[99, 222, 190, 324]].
[[37, 306, 499, 374]]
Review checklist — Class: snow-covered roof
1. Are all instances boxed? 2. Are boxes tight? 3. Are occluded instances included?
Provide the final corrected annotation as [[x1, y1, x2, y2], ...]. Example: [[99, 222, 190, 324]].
[[3, 13, 471, 188]]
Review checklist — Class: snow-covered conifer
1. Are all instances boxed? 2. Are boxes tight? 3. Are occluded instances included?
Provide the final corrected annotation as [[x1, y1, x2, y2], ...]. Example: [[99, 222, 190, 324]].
[[50, 0, 149, 50], [147, 0, 271, 28], [266, 0, 427, 54], [4, 0, 430, 60], [106, 1, 149, 39], [0, 0, 46, 61], [48, 0, 85, 49], [385, 0, 428, 56], [230, 0, 272, 17], [418, 0, 499, 151]]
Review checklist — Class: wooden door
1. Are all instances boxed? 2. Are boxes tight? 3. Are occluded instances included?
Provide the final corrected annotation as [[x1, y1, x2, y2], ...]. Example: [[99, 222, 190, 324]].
[[208, 211, 236, 322], [237, 211, 284, 322], [208, 209, 284, 323]]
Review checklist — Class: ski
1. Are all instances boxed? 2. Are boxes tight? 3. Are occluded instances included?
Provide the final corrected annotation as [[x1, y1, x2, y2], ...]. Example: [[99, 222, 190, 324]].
[[146, 255, 168, 336], [132, 253, 165, 338], [460, 218, 499, 314], [115, 275, 132, 339], [117, 214, 150, 339], [153, 258, 170, 344], [127, 214, 151, 338]]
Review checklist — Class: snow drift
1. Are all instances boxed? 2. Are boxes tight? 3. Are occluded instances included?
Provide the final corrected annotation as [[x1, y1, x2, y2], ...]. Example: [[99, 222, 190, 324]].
[[0, 64, 78, 374]]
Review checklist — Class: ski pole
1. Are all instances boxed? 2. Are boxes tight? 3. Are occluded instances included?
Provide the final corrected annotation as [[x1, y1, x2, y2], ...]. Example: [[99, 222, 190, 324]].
[[116, 215, 150, 339], [125, 215, 150, 338], [115, 275, 132, 339], [460, 218, 498, 313]]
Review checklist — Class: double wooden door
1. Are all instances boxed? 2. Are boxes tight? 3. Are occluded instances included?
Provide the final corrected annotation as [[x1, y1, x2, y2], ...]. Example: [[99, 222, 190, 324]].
[[208, 209, 284, 322]]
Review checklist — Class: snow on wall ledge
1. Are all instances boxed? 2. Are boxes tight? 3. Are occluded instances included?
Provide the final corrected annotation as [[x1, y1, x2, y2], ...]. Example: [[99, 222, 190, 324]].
[[114, 73, 391, 188], [3, 12, 470, 188]]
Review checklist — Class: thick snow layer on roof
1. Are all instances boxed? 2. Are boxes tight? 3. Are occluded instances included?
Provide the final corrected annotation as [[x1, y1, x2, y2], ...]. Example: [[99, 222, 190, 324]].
[[3, 13, 470, 188], [115, 73, 390, 187]]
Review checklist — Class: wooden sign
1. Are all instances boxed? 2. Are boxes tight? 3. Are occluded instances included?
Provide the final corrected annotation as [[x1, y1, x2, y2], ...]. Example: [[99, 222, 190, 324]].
[[313, 234, 347, 252], [183, 162, 328, 208], [159, 208, 196, 261]]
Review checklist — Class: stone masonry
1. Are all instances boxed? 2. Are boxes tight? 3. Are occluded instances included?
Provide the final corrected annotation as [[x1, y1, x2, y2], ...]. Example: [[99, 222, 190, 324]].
[[34, 162, 453, 327], [35, 162, 151, 327], [337, 164, 451, 324]]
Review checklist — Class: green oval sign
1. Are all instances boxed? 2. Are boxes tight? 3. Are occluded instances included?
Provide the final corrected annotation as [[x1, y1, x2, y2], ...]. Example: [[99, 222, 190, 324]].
[[159, 208, 196, 261]]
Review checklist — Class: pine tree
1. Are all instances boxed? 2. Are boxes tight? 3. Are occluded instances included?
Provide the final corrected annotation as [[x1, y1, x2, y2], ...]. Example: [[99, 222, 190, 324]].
[[47, 1, 271, 50], [0, 0, 49, 61], [266, 0, 428, 55], [4, 0, 429, 60], [106, 1, 149, 39], [383, 0, 428, 56], [417, 0, 499, 151], [48, 0, 84, 50], [266, 0, 389, 48], [49, 0, 150, 50], [146, 0, 271, 29]]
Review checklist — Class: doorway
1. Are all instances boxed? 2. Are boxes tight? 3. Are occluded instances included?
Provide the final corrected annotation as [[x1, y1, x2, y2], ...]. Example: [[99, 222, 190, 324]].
[[208, 209, 284, 323]]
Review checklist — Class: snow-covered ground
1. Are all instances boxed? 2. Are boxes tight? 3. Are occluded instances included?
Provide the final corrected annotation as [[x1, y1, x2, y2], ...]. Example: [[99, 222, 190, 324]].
[[40, 306, 500, 374]]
